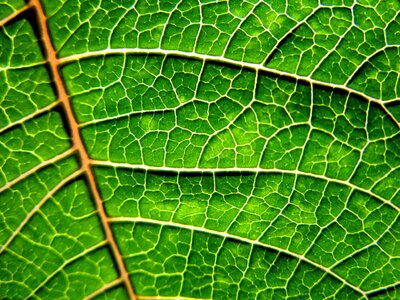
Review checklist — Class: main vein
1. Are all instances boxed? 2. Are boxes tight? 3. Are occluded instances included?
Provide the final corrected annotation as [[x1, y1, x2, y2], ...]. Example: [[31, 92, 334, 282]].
[[30, 1, 136, 298]]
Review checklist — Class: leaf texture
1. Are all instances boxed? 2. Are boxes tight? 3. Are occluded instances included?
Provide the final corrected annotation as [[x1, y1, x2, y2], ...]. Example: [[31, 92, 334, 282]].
[[0, 0, 400, 299]]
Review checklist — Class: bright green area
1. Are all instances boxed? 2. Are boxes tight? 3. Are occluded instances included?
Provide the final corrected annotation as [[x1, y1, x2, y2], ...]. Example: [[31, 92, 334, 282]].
[[69, 54, 400, 201]]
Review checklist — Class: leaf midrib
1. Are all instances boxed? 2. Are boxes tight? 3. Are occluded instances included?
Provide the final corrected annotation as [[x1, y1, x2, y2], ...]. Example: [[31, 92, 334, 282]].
[[29, 0, 137, 298]]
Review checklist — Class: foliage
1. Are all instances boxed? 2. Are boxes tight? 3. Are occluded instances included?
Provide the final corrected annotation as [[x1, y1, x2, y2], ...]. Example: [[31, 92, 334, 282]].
[[0, 0, 400, 299]]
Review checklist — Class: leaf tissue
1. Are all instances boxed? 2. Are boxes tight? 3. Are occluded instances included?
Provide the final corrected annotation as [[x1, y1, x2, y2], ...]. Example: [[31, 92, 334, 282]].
[[0, 0, 400, 299]]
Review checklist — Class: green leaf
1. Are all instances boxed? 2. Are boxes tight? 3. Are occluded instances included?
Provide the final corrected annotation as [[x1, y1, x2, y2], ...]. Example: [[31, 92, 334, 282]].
[[1, 0, 400, 299]]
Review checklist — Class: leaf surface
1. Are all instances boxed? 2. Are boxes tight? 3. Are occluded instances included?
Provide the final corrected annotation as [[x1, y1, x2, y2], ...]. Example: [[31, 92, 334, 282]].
[[1, 0, 400, 299]]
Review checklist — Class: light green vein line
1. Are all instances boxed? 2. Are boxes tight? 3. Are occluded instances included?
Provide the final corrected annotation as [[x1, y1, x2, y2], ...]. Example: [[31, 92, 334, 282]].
[[27, 240, 108, 298], [0, 169, 83, 255], [58, 48, 399, 128], [0, 100, 60, 134], [90, 159, 400, 214], [0, 148, 76, 194], [84, 278, 124, 300], [0, 3, 31, 27], [108, 217, 367, 298]]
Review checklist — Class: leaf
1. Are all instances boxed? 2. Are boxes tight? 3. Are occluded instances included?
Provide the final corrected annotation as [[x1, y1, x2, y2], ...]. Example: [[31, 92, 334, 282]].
[[1, 0, 400, 299]]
